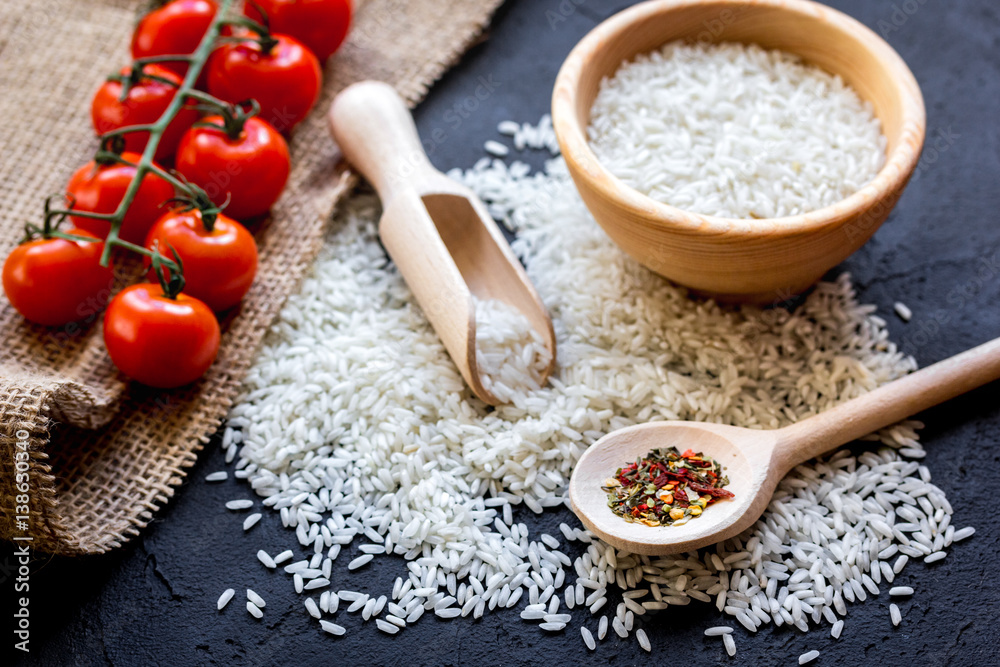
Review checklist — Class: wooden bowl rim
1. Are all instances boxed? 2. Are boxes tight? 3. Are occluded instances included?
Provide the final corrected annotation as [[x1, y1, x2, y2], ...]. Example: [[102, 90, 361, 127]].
[[551, 0, 927, 239]]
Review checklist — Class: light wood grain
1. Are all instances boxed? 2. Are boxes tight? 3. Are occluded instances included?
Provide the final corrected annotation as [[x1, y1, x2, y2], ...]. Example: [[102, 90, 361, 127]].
[[329, 81, 556, 405], [569, 337, 1000, 555], [552, 0, 926, 303]]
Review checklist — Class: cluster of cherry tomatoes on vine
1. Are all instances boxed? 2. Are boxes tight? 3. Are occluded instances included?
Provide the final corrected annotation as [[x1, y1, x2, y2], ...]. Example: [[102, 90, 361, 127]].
[[2, 0, 352, 388]]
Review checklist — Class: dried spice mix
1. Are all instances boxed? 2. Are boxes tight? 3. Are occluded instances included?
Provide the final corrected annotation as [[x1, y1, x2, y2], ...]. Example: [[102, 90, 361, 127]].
[[602, 447, 734, 526]]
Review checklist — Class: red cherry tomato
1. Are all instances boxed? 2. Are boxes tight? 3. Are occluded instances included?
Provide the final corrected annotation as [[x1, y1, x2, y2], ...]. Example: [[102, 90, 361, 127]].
[[2, 229, 115, 327], [144, 208, 258, 312], [131, 0, 219, 77], [66, 154, 176, 245], [103, 283, 220, 388], [244, 0, 352, 62], [91, 64, 201, 161], [206, 33, 322, 131], [175, 115, 290, 221]]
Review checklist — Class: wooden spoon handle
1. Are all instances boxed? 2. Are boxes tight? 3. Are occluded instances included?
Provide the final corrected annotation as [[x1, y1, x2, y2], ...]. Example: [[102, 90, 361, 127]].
[[329, 80, 435, 202], [777, 336, 1000, 468]]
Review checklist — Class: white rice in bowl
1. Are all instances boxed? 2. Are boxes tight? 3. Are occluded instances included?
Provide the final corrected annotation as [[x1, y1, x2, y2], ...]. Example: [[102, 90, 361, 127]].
[[588, 41, 887, 219]]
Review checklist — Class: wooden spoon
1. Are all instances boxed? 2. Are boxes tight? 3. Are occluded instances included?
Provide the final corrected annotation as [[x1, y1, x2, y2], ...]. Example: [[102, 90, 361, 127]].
[[329, 81, 556, 405], [569, 336, 1000, 555]]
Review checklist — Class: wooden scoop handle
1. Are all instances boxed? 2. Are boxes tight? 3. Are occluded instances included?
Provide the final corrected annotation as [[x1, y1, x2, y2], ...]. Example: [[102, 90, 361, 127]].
[[329, 80, 439, 202], [777, 336, 1000, 468]]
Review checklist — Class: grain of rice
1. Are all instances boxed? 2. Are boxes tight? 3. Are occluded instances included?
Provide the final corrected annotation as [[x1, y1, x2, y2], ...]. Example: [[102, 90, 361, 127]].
[[274, 550, 294, 565], [217, 588, 235, 610], [539, 622, 566, 631], [205, 471, 228, 482], [598, 615, 608, 640], [320, 620, 346, 636], [831, 619, 844, 639], [890, 603, 902, 626], [924, 551, 947, 564], [894, 302, 913, 322], [304, 578, 329, 591], [704, 626, 733, 636], [246, 601, 263, 619], [226, 500, 254, 511], [889, 586, 913, 597], [637, 628, 651, 652], [305, 598, 321, 619], [348, 554, 374, 570], [799, 650, 820, 664], [257, 550, 276, 569], [484, 140, 509, 157], [952, 526, 975, 542], [242, 513, 261, 531], [723, 633, 736, 657]]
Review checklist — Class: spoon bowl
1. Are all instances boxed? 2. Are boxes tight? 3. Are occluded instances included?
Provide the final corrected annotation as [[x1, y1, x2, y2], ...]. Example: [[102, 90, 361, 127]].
[[569, 336, 1000, 554], [571, 422, 777, 554]]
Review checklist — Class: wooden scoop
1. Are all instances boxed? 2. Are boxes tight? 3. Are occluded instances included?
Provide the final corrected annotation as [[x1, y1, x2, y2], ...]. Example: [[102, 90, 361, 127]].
[[569, 336, 1000, 555], [328, 81, 555, 405]]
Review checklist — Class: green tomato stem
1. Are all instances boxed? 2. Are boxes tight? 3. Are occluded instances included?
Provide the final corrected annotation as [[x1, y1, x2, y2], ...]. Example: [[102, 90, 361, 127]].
[[97, 0, 238, 269]]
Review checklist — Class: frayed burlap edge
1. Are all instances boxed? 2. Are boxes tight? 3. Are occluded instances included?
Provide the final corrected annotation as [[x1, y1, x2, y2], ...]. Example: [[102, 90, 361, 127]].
[[0, 0, 505, 555]]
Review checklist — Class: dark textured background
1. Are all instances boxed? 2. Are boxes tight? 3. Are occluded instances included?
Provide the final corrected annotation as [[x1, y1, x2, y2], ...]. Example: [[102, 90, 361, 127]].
[[6, 0, 1000, 664]]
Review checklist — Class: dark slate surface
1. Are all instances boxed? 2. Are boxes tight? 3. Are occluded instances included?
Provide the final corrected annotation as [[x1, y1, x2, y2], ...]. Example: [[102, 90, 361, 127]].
[[6, 0, 1000, 665]]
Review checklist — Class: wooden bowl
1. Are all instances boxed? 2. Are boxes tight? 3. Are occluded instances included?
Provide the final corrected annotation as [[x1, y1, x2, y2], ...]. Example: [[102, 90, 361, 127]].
[[552, 0, 925, 303]]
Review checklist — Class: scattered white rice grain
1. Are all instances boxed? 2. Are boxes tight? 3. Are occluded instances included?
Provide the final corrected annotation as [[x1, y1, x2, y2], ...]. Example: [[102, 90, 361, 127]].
[[304, 578, 329, 591], [217, 588, 235, 610], [598, 616, 608, 640], [636, 628, 651, 652], [320, 620, 346, 636], [890, 603, 902, 626], [497, 120, 520, 136], [246, 601, 263, 619], [952, 526, 975, 542], [348, 554, 374, 570], [243, 513, 262, 531], [305, 598, 321, 619], [723, 633, 736, 657], [889, 586, 913, 597], [581, 626, 596, 650], [274, 550, 294, 565], [704, 626, 733, 636], [226, 500, 254, 511], [894, 302, 913, 322], [924, 551, 947, 564], [612, 617, 628, 638], [799, 650, 820, 664], [205, 471, 228, 482], [831, 619, 844, 639], [484, 140, 509, 157], [257, 550, 276, 569]]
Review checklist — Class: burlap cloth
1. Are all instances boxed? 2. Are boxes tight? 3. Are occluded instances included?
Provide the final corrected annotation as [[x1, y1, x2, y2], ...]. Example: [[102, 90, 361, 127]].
[[0, 0, 504, 555]]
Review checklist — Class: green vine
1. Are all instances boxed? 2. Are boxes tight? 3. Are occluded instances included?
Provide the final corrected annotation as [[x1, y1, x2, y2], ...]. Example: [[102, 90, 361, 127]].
[[38, 0, 241, 292]]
